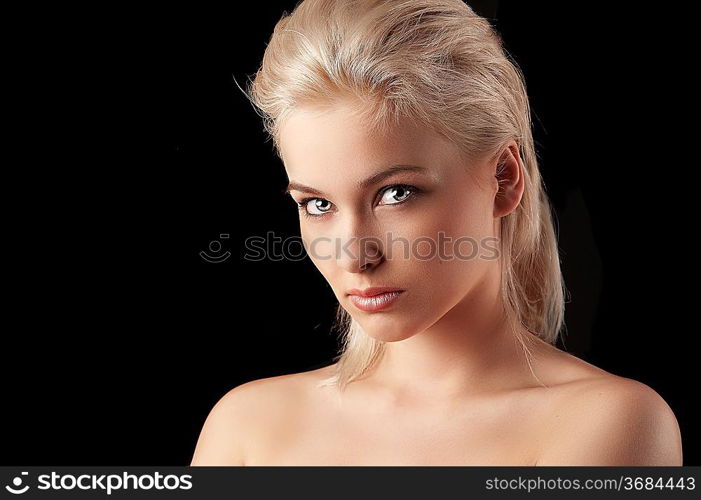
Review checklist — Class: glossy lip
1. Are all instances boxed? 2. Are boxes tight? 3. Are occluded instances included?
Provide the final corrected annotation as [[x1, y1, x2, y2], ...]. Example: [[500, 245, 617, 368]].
[[347, 288, 405, 312], [346, 286, 405, 297]]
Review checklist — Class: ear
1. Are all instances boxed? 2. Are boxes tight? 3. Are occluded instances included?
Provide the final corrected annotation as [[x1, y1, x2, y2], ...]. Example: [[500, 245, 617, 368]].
[[493, 141, 525, 218]]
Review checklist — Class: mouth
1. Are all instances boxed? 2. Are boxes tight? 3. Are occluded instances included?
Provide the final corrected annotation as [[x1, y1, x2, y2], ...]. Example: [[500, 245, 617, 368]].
[[347, 289, 405, 312]]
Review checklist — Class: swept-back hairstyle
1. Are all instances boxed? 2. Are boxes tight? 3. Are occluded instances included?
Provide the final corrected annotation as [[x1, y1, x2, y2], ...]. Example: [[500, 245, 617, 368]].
[[244, 0, 566, 391]]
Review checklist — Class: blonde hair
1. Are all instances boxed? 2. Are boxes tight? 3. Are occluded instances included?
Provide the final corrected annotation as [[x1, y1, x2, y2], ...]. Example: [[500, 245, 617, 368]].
[[243, 0, 567, 391]]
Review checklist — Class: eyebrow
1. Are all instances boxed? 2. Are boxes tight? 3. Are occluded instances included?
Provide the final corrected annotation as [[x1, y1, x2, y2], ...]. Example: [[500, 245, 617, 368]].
[[284, 164, 429, 197]]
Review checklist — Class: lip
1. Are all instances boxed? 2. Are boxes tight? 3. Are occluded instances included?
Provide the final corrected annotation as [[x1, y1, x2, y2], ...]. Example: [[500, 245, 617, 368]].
[[346, 287, 405, 297], [347, 287, 405, 312]]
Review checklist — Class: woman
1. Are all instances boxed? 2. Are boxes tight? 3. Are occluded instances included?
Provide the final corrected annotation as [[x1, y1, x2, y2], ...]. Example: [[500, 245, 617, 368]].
[[191, 0, 682, 465]]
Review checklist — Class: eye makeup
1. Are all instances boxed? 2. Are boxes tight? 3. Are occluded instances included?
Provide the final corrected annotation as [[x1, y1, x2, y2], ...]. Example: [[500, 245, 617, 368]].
[[295, 183, 422, 219]]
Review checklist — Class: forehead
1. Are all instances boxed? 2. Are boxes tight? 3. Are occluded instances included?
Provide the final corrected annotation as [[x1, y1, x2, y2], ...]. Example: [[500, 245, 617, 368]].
[[278, 103, 460, 182]]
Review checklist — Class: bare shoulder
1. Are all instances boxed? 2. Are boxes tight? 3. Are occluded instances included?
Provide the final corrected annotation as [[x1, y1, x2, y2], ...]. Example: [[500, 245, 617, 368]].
[[537, 373, 683, 465], [190, 364, 335, 466]]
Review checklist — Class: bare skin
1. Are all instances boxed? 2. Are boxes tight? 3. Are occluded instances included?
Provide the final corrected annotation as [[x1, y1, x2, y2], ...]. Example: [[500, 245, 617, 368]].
[[191, 101, 683, 466], [191, 346, 682, 465]]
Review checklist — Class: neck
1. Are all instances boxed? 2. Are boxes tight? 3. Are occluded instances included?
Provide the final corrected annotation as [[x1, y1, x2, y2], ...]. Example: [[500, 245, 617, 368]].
[[362, 270, 536, 402]]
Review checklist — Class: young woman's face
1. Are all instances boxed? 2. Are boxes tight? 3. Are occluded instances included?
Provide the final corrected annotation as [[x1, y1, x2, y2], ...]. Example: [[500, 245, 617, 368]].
[[279, 103, 501, 342]]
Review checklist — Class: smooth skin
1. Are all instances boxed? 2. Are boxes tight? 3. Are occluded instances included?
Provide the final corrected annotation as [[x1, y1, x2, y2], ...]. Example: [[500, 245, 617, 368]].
[[191, 101, 683, 466]]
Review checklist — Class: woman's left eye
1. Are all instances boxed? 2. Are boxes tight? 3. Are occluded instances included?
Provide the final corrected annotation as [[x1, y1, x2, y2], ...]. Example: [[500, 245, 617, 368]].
[[379, 185, 414, 205]]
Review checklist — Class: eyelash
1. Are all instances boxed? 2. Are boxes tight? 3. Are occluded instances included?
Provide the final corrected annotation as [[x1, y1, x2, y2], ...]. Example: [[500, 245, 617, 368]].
[[296, 184, 420, 219]]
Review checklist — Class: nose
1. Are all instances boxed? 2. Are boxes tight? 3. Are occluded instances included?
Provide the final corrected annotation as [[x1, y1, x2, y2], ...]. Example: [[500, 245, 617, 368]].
[[336, 217, 385, 273]]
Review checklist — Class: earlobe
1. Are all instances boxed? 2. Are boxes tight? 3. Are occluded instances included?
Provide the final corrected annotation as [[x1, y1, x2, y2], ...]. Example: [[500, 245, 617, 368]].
[[493, 142, 525, 218]]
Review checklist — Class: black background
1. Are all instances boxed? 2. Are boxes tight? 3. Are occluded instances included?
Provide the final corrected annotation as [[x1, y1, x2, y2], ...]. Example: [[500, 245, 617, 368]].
[[3, 1, 697, 465]]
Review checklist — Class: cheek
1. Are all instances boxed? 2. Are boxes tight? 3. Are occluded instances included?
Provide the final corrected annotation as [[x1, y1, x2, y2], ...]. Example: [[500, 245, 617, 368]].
[[439, 189, 494, 238], [385, 195, 495, 296], [301, 226, 341, 281], [389, 193, 492, 258]]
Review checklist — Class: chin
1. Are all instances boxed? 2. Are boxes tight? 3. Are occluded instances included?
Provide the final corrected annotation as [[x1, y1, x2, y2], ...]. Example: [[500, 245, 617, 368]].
[[354, 316, 422, 343]]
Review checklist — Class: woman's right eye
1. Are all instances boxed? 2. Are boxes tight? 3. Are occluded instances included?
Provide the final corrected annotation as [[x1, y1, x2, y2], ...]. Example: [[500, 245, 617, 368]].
[[298, 198, 334, 217]]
